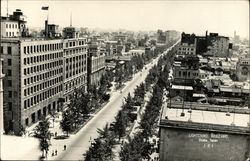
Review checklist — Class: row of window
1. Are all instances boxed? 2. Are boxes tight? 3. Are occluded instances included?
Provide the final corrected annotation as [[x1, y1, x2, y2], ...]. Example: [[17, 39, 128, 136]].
[[65, 55, 86, 63], [24, 76, 63, 96], [6, 32, 18, 37], [0, 46, 12, 55], [242, 61, 249, 65], [92, 57, 105, 72], [23, 43, 63, 54], [6, 23, 18, 29], [65, 48, 87, 55], [24, 60, 63, 76], [23, 52, 63, 65], [24, 85, 62, 109], [177, 71, 199, 77], [65, 40, 87, 48], [65, 76, 86, 91], [66, 61, 86, 71], [179, 47, 194, 51], [24, 68, 63, 85], [65, 67, 86, 79]]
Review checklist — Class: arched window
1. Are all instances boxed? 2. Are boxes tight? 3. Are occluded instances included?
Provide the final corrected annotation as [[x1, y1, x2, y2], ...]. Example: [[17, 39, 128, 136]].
[[242, 67, 248, 75]]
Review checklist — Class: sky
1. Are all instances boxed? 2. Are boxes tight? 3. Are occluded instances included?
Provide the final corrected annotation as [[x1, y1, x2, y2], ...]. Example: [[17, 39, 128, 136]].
[[1, 0, 249, 39]]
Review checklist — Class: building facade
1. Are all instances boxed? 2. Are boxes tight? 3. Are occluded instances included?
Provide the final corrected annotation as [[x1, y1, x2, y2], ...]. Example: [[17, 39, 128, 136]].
[[0, 9, 28, 38], [87, 43, 106, 89], [236, 54, 250, 81], [0, 58, 5, 134], [63, 38, 88, 102], [172, 33, 199, 86], [1, 38, 64, 134], [159, 104, 250, 161]]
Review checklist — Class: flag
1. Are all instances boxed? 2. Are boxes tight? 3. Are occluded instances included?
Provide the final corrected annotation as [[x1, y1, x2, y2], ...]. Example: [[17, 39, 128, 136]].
[[41, 6, 49, 10]]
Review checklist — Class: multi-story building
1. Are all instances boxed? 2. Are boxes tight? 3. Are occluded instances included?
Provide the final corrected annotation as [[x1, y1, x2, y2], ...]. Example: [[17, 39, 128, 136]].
[[0, 9, 28, 38], [87, 42, 106, 89], [0, 58, 5, 134], [159, 103, 250, 161], [172, 33, 199, 86], [63, 37, 88, 102], [199, 32, 231, 58], [1, 37, 64, 134]]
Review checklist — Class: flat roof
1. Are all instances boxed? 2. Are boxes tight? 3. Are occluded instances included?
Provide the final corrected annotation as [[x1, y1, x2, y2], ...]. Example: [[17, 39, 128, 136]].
[[164, 108, 249, 127]]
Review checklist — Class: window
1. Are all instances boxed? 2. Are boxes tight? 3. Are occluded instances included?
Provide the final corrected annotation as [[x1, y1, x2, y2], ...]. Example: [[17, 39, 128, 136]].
[[0, 46, 3, 54], [25, 118, 29, 125], [24, 100, 27, 109], [8, 91, 12, 98], [7, 80, 12, 87], [7, 47, 12, 55], [6, 24, 8, 28], [7, 70, 12, 76], [8, 102, 12, 111], [7, 59, 12, 66]]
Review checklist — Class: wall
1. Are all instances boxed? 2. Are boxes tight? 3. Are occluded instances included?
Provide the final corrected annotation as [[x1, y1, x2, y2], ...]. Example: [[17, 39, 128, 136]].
[[159, 127, 250, 161]]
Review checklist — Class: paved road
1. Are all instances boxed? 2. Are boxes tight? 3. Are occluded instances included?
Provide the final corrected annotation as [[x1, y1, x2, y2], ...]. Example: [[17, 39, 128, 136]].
[[54, 43, 179, 160]]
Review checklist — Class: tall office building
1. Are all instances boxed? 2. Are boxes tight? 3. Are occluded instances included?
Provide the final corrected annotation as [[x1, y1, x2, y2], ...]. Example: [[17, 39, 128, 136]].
[[1, 37, 64, 134], [1, 9, 89, 134]]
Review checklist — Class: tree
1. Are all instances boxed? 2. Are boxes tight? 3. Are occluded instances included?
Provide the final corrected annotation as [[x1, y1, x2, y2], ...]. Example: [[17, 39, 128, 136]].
[[60, 109, 73, 136], [113, 110, 127, 140], [34, 117, 51, 158], [123, 93, 135, 111]]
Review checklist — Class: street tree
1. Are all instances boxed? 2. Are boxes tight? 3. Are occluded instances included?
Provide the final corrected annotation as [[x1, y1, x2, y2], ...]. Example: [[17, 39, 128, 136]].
[[60, 109, 73, 136], [113, 110, 127, 140], [34, 117, 51, 158]]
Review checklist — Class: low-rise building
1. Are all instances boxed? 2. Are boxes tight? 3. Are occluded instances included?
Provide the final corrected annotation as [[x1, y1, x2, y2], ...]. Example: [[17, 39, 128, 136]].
[[159, 103, 250, 161]]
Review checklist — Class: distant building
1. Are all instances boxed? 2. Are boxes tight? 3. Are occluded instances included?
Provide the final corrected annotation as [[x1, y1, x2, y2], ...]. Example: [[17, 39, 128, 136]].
[[0, 9, 28, 38], [176, 32, 197, 57], [87, 43, 106, 89], [172, 32, 199, 86], [200, 32, 231, 58], [114, 35, 127, 44], [157, 30, 180, 44], [159, 103, 250, 161], [236, 53, 250, 81]]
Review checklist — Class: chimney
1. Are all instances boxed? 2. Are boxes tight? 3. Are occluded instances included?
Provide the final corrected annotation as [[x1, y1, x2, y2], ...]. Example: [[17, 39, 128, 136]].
[[45, 20, 48, 37]]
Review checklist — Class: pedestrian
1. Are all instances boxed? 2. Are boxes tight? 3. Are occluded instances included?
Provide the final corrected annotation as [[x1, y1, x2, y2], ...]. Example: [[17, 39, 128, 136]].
[[52, 150, 54, 156], [55, 149, 57, 156], [64, 145, 67, 151], [55, 132, 57, 137]]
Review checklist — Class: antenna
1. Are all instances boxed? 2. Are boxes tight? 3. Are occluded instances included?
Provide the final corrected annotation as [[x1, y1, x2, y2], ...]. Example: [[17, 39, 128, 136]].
[[7, 0, 9, 17], [70, 12, 72, 27]]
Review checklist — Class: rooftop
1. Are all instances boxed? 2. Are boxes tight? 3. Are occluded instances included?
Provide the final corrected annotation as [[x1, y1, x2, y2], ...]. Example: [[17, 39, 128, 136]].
[[171, 85, 193, 90], [164, 108, 249, 127]]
